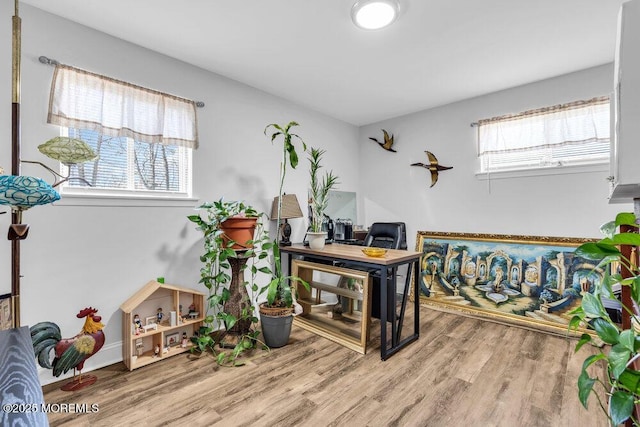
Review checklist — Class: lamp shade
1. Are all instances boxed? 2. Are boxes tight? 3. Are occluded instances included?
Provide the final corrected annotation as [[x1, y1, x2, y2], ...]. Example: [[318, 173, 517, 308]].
[[38, 136, 97, 165], [270, 194, 303, 220], [0, 175, 60, 209]]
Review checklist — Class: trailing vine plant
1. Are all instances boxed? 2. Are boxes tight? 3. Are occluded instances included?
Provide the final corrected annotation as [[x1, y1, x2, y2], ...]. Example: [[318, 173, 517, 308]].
[[188, 198, 272, 365], [570, 212, 640, 425]]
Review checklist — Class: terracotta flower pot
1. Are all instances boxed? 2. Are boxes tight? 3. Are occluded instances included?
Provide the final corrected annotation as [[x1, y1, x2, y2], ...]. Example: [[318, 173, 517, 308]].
[[220, 217, 258, 250]]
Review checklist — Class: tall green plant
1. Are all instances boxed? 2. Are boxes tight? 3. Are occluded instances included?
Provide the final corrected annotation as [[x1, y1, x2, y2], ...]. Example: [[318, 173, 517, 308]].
[[570, 212, 640, 426], [187, 199, 271, 365], [308, 147, 339, 233], [262, 121, 309, 307]]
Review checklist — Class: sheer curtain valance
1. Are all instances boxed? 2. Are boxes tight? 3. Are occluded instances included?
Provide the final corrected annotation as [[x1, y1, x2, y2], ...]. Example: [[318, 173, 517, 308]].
[[477, 96, 609, 157], [47, 64, 199, 149]]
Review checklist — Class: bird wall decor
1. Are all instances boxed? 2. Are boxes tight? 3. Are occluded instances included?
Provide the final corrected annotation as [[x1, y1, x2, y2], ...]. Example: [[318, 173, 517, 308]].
[[31, 307, 105, 391], [411, 151, 453, 188], [369, 129, 396, 152]]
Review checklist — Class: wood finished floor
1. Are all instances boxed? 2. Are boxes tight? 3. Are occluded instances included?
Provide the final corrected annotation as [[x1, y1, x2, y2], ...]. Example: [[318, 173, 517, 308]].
[[42, 306, 608, 427]]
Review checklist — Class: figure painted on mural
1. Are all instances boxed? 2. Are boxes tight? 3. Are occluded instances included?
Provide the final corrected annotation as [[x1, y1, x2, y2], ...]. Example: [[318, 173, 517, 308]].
[[493, 266, 504, 293], [429, 260, 438, 289]]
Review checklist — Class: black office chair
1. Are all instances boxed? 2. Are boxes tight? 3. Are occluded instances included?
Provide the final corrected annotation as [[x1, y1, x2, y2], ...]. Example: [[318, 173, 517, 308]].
[[361, 222, 406, 319], [363, 222, 406, 249]]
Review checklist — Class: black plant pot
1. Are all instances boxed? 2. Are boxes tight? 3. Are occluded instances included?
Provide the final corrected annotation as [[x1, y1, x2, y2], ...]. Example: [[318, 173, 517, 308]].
[[260, 311, 293, 348]]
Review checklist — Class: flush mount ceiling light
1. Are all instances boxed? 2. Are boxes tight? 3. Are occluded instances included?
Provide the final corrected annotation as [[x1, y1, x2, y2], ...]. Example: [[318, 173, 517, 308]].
[[351, 0, 400, 30]]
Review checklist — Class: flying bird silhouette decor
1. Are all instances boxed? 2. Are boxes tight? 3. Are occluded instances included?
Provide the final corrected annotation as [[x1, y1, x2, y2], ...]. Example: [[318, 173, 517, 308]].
[[369, 129, 396, 152], [411, 151, 453, 188]]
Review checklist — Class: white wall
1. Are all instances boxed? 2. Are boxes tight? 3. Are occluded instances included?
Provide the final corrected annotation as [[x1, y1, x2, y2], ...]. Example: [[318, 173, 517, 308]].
[[359, 64, 631, 250], [0, 4, 359, 384], [0, 4, 632, 385]]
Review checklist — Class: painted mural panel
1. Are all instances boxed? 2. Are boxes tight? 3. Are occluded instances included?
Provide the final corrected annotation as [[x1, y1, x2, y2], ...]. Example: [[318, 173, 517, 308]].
[[414, 231, 605, 335]]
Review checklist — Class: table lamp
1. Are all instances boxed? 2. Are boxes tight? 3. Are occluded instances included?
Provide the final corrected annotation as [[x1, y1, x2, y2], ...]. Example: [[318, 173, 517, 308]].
[[270, 194, 303, 246]]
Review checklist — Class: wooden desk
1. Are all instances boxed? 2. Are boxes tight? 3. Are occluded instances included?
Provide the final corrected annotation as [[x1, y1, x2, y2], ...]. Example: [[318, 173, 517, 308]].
[[280, 243, 421, 360]]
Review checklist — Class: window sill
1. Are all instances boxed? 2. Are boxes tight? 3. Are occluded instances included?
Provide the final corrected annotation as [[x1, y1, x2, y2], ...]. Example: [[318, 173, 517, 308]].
[[475, 163, 609, 181], [54, 192, 200, 208]]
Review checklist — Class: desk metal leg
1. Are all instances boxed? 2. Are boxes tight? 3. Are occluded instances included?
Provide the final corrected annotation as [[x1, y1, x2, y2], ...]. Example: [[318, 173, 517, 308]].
[[380, 260, 420, 361], [414, 260, 420, 337], [396, 262, 413, 340], [380, 265, 388, 360]]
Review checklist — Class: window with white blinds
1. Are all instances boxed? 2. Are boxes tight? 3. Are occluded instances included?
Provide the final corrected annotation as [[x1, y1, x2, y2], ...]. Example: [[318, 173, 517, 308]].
[[476, 96, 610, 173], [63, 129, 191, 195], [47, 64, 197, 198]]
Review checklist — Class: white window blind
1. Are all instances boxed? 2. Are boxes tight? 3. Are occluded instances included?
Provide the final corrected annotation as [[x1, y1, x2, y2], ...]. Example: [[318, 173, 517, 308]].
[[47, 64, 196, 197], [63, 129, 191, 195], [477, 96, 610, 173], [48, 64, 199, 149]]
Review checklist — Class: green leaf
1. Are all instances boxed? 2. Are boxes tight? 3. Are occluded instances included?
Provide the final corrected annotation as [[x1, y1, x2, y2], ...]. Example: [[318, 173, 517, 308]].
[[619, 329, 635, 352], [209, 295, 223, 306], [224, 314, 236, 330], [266, 277, 280, 305], [581, 292, 604, 318], [618, 368, 640, 395], [582, 353, 607, 372], [574, 333, 592, 352], [577, 370, 595, 408], [575, 242, 620, 260], [611, 232, 640, 246], [609, 390, 635, 426], [632, 277, 640, 303], [568, 305, 584, 317], [187, 214, 203, 224], [600, 220, 617, 239], [615, 212, 638, 228], [217, 352, 228, 365], [288, 143, 299, 168], [600, 268, 615, 300], [593, 318, 619, 345], [609, 344, 632, 379]]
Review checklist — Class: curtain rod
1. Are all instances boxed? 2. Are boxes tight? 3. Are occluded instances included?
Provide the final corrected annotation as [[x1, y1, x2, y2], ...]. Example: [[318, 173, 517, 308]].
[[38, 56, 205, 108]]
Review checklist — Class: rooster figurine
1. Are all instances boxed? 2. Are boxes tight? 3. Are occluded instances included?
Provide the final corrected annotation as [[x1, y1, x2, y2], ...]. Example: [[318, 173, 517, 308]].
[[31, 307, 105, 391]]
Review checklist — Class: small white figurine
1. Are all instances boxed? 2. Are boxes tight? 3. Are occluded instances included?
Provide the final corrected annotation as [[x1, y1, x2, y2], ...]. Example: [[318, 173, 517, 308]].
[[133, 314, 144, 335], [181, 332, 188, 348]]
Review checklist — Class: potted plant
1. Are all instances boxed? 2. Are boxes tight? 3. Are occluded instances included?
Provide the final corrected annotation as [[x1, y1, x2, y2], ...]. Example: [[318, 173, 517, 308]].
[[187, 198, 271, 365], [307, 147, 340, 250], [570, 212, 640, 425], [260, 121, 309, 347]]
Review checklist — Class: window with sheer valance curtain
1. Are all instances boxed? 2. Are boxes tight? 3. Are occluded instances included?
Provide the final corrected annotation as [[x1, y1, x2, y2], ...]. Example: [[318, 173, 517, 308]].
[[476, 96, 610, 174], [47, 64, 198, 197]]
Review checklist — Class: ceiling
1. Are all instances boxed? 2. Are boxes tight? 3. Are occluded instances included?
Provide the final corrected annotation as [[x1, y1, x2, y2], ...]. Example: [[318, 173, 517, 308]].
[[21, 0, 627, 126]]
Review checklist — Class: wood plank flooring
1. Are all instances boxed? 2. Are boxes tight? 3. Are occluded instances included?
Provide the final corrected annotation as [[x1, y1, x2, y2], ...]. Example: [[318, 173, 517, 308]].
[[42, 306, 609, 426]]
